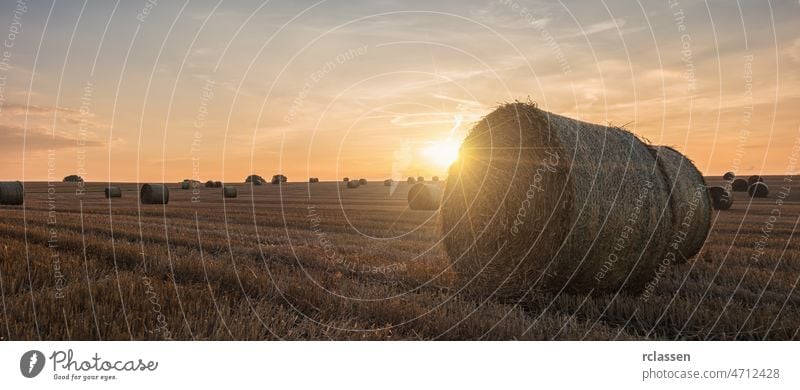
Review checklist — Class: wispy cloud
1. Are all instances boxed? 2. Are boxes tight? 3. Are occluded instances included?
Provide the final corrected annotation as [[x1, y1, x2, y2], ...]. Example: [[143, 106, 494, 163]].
[[0, 124, 104, 152], [785, 38, 800, 64], [0, 102, 105, 129]]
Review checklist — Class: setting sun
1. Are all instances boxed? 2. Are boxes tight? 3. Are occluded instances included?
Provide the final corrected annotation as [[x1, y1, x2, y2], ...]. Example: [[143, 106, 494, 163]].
[[421, 139, 461, 168]]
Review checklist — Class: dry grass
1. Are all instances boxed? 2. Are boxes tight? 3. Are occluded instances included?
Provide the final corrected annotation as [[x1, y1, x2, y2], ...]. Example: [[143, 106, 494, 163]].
[[0, 178, 798, 340]]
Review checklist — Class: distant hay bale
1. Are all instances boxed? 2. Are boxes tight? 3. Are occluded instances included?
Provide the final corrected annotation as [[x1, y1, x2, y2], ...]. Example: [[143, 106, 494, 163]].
[[432, 176, 440, 182], [214, 181, 223, 188], [63, 174, 83, 183], [0, 181, 24, 205], [748, 182, 769, 198], [223, 186, 237, 198], [732, 178, 748, 192], [708, 186, 733, 210], [271, 174, 287, 184], [140, 184, 169, 204], [346, 180, 360, 189], [104, 186, 122, 198], [417, 176, 424, 182], [383, 179, 393, 186], [648, 146, 712, 263], [309, 177, 320, 183], [343, 177, 350, 182], [245, 174, 266, 185], [441, 103, 683, 298], [723, 172, 735, 181], [408, 183, 441, 210], [747, 175, 763, 186], [183, 179, 200, 190], [358, 178, 367, 185], [407, 177, 415, 184], [205, 180, 215, 188]]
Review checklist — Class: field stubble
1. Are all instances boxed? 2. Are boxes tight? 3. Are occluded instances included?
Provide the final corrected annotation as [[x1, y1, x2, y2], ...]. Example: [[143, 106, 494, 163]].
[[1, 178, 798, 340]]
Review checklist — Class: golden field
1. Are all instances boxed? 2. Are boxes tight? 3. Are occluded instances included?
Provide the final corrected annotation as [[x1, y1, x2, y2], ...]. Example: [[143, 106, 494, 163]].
[[1, 177, 798, 340]]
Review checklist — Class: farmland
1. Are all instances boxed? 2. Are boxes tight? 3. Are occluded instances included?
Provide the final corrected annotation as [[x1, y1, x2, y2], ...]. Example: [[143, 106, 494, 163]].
[[1, 177, 799, 340]]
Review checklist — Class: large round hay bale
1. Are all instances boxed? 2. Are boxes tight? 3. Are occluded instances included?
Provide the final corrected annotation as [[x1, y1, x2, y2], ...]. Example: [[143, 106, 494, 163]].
[[358, 178, 367, 185], [748, 182, 769, 198], [346, 180, 360, 189], [440, 103, 677, 298], [407, 177, 415, 184], [708, 186, 732, 210], [223, 186, 237, 198], [723, 172, 735, 181], [104, 186, 122, 198], [140, 184, 169, 204], [0, 181, 24, 205], [731, 178, 748, 192], [647, 146, 712, 263], [747, 175, 763, 186], [408, 183, 441, 210], [383, 179, 393, 186]]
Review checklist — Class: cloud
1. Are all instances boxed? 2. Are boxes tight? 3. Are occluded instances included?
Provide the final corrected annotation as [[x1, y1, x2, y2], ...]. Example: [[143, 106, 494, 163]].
[[560, 19, 636, 39], [1, 103, 78, 116], [469, 1, 552, 30], [0, 124, 104, 152], [0, 102, 105, 129], [582, 19, 625, 35], [785, 38, 800, 64]]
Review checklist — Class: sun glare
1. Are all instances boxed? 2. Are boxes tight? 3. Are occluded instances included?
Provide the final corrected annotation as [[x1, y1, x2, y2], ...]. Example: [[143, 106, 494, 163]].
[[422, 139, 461, 168]]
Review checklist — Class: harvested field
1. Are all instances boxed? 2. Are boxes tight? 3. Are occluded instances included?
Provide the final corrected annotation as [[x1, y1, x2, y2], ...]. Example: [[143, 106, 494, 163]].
[[1, 178, 799, 340]]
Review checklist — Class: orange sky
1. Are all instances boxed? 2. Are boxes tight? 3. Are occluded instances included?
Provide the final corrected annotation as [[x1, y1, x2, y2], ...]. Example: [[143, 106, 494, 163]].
[[1, 0, 799, 182]]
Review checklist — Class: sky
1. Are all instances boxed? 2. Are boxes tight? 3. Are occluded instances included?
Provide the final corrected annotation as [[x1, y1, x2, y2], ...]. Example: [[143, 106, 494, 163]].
[[0, 0, 798, 182]]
